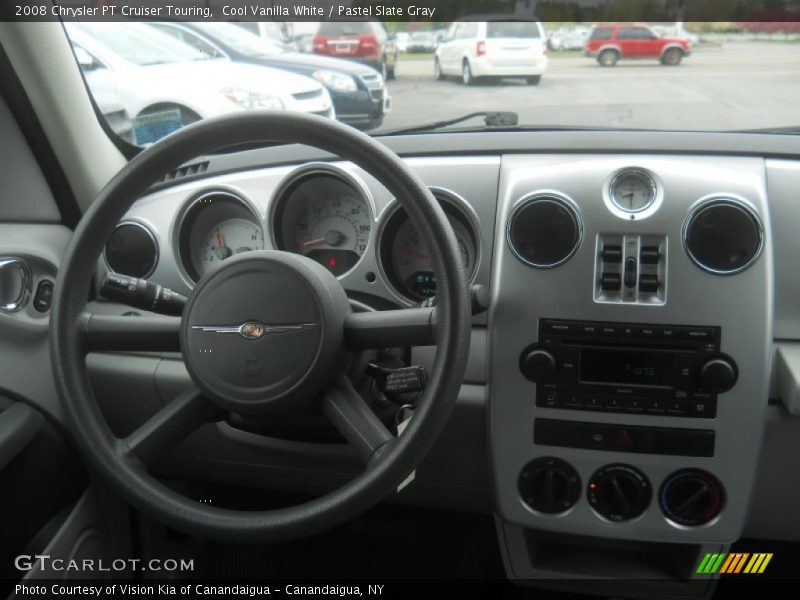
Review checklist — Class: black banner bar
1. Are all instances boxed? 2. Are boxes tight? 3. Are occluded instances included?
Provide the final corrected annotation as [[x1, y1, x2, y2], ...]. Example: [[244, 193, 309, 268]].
[[2, 0, 800, 22]]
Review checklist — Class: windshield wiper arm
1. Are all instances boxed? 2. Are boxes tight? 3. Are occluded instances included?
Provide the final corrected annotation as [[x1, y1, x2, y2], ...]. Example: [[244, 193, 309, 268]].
[[380, 111, 519, 136]]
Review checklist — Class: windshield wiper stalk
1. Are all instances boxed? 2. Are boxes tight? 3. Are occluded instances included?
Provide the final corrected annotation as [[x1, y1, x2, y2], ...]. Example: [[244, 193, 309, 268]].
[[381, 111, 518, 135]]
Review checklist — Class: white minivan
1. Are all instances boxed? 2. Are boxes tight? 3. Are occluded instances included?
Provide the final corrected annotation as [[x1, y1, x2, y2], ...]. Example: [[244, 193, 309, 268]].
[[435, 20, 548, 85]]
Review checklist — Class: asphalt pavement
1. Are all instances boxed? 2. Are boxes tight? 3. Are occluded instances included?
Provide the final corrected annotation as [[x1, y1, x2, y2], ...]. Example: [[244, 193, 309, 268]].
[[377, 43, 800, 133]]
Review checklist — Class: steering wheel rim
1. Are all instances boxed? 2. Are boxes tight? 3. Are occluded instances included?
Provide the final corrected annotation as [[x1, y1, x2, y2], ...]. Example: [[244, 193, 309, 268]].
[[50, 112, 471, 542]]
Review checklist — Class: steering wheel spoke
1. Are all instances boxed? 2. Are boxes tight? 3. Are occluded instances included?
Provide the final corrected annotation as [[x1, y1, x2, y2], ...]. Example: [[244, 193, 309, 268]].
[[122, 387, 223, 466], [321, 375, 395, 464], [82, 313, 181, 353], [343, 307, 437, 350]]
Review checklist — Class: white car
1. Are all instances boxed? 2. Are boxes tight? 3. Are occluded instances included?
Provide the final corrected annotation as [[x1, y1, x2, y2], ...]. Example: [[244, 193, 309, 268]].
[[66, 23, 334, 143], [435, 20, 548, 85]]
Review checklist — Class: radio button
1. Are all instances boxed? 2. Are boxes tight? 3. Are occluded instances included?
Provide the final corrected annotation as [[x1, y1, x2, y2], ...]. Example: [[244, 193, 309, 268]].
[[682, 327, 716, 341], [559, 349, 579, 382], [605, 396, 625, 411], [658, 326, 679, 339], [563, 393, 584, 409], [539, 390, 561, 408], [598, 324, 619, 336], [639, 326, 657, 338], [666, 399, 688, 415], [620, 325, 639, 337], [677, 356, 698, 388], [579, 323, 600, 336], [689, 397, 716, 418], [646, 398, 667, 414], [584, 395, 604, 410], [625, 397, 646, 413], [544, 320, 573, 333]]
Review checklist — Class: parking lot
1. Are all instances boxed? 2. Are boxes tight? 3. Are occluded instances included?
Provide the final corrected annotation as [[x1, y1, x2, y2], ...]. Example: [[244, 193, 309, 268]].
[[378, 43, 800, 133]]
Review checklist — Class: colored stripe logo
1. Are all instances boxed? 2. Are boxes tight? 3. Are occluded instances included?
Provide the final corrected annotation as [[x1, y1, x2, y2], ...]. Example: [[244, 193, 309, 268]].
[[696, 552, 773, 574]]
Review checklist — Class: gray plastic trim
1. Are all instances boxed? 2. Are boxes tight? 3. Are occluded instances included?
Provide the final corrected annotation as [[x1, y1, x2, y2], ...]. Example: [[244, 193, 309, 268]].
[[0, 401, 43, 471]]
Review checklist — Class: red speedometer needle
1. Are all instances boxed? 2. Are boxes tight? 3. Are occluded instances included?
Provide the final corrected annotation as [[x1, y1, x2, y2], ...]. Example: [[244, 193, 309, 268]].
[[215, 229, 224, 247], [405, 248, 430, 261], [296, 236, 326, 249]]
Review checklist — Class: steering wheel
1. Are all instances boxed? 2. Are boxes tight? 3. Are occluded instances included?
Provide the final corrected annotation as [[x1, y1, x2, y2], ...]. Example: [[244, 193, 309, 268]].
[[50, 112, 471, 542]]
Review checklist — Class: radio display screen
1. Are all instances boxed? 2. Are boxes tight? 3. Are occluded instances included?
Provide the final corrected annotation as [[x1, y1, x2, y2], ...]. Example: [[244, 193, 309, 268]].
[[580, 350, 676, 387]]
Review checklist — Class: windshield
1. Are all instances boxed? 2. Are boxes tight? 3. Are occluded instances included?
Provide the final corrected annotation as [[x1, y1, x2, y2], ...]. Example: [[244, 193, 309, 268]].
[[193, 22, 285, 57], [72, 22, 215, 65], [65, 20, 800, 147]]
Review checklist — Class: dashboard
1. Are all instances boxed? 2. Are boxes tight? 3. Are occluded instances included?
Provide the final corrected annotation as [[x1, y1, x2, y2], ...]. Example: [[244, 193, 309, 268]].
[[91, 130, 800, 591]]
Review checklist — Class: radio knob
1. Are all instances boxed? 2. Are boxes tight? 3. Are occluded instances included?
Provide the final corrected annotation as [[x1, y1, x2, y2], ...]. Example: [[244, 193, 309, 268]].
[[700, 357, 737, 393], [520, 348, 557, 382]]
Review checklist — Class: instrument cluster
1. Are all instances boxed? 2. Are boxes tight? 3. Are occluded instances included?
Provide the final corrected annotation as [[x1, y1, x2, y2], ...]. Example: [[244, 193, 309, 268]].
[[164, 165, 482, 304]]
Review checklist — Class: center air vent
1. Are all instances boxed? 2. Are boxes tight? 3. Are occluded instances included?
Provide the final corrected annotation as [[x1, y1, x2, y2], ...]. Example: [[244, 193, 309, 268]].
[[507, 193, 582, 268], [683, 198, 763, 275]]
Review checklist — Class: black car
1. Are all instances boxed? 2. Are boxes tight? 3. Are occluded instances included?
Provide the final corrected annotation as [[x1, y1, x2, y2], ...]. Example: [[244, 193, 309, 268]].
[[150, 22, 390, 131]]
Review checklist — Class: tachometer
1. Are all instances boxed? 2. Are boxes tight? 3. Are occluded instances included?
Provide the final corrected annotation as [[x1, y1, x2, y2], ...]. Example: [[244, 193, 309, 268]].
[[177, 190, 265, 283], [197, 218, 265, 275], [272, 167, 372, 277]]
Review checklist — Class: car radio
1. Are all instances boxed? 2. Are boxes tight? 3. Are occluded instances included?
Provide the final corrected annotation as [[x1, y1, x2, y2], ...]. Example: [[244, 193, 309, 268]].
[[520, 319, 738, 419]]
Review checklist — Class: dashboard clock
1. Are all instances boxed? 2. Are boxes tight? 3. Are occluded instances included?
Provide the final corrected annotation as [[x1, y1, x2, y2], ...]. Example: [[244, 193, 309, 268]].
[[609, 169, 657, 213]]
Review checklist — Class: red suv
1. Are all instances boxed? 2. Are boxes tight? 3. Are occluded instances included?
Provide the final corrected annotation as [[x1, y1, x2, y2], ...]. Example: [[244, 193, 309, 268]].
[[313, 21, 398, 80], [584, 23, 691, 66]]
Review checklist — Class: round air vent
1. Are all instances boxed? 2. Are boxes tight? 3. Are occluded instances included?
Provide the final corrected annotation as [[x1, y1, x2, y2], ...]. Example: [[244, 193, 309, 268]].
[[683, 198, 763, 275], [104, 222, 158, 278], [507, 193, 582, 268]]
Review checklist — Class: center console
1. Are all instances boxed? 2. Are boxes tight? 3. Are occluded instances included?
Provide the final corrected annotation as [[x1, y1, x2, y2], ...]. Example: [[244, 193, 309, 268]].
[[488, 155, 772, 595]]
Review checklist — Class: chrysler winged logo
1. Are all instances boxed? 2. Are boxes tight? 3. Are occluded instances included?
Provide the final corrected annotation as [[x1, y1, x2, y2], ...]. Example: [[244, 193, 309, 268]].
[[192, 320, 316, 340]]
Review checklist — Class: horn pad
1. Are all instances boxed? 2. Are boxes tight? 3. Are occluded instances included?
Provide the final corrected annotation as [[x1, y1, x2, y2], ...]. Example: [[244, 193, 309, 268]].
[[180, 251, 350, 414]]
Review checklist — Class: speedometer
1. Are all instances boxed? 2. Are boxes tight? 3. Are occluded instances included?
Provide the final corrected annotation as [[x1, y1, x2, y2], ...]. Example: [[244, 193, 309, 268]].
[[272, 168, 372, 277]]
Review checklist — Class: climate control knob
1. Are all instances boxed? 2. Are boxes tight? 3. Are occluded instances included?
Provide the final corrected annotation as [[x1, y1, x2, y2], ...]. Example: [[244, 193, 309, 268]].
[[700, 357, 737, 393], [587, 464, 652, 522], [519, 457, 581, 514], [660, 469, 724, 526], [520, 347, 557, 382]]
